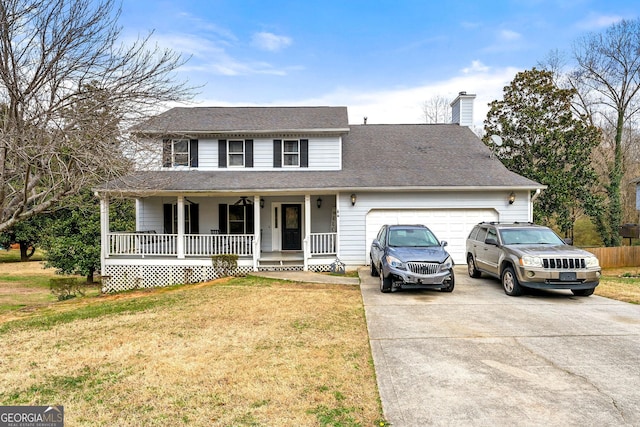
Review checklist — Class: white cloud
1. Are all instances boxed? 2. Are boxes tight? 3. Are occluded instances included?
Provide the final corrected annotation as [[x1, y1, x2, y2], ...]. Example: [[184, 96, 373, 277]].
[[576, 13, 624, 30], [252, 32, 292, 52], [499, 29, 522, 41], [191, 62, 519, 127], [462, 60, 490, 74]]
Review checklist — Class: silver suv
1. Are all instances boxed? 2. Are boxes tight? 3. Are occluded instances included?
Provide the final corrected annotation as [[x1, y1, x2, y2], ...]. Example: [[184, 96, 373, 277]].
[[466, 222, 601, 296], [370, 224, 455, 293]]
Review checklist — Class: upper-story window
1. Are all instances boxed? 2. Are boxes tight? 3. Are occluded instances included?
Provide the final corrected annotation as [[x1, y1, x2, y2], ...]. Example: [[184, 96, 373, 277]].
[[273, 138, 308, 168], [283, 140, 300, 166], [218, 139, 253, 168], [172, 139, 190, 166], [228, 140, 245, 167], [162, 139, 198, 168]]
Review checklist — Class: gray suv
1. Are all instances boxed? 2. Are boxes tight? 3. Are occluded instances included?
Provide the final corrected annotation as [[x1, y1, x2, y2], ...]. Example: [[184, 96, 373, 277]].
[[466, 222, 601, 296], [370, 224, 455, 293]]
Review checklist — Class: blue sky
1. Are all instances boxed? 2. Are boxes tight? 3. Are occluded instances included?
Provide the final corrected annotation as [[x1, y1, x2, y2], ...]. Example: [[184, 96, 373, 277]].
[[119, 0, 637, 125]]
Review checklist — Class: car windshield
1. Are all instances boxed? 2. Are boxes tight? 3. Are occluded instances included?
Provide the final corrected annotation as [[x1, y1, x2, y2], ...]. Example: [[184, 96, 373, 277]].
[[388, 228, 439, 247], [499, 228, 565, 245]]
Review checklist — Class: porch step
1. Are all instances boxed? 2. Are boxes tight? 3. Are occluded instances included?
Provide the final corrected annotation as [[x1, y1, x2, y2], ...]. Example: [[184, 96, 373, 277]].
[[258, 259, 304, 271]]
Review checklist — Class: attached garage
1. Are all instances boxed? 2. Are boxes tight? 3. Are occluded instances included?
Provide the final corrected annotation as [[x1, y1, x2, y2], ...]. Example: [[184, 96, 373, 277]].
[[365, 208, 499, 264]]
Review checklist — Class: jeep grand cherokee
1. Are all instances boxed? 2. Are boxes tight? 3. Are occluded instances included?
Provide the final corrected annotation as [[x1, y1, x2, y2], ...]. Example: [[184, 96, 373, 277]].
[[466, 222, 600, 296]]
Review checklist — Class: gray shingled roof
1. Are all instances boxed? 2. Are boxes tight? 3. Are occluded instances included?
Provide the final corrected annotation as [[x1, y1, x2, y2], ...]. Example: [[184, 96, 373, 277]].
[[131, 106, 350, 134], [100, 121, 541, 193]]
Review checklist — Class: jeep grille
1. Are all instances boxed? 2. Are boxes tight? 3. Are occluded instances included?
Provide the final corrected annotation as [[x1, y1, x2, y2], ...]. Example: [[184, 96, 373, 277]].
[[407, 262, 440, 275], [542, 258, 586, 269]]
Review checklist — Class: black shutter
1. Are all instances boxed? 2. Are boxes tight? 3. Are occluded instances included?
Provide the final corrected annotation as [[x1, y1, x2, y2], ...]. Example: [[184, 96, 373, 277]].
[[162, 139, 171, 167], [190, 204, 199, 234], [246, 205, 255, 234], [190, 139, 198, 167], [218, 204, 228, 234], [245, 139, 254, 168], [218, 139, 227, 168], [300, 139, 309, 168], [163, 204, 172, 233], [273, 139, 282, 168]]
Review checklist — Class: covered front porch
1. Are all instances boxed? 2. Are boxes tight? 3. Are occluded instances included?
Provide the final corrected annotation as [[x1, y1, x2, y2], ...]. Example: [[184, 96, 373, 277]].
[[99, 193, 340, 291]]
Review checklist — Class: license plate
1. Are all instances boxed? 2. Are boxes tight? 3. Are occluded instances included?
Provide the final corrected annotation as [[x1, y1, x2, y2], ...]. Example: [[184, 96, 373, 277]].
[[559, 272, 576, 281]]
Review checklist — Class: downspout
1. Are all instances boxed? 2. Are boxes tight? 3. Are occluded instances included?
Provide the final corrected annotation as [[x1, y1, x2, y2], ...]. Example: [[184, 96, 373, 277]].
[[530, 189, 542, 222]]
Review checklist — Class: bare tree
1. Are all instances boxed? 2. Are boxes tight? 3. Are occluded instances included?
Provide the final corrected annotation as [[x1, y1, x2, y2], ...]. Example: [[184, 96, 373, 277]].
[[422, 95, 452, 124], [570, 18, 640, 246], [0, 0, 193, 232]]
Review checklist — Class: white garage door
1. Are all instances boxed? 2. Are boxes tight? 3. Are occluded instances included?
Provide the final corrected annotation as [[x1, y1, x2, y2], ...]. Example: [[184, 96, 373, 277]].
[[365, 209, 499, 264]]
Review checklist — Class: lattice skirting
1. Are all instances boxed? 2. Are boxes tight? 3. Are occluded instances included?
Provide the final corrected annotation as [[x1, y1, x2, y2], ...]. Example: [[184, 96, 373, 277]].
[[101, 264, 254, 293]]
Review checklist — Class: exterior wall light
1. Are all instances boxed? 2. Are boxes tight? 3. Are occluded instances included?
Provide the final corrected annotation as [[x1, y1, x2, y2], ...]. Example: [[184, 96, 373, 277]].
[[317, 197, 322, 208], [350, 193, 357, 206], [260, 198, 265, 208], [508, 192, 516, 205]]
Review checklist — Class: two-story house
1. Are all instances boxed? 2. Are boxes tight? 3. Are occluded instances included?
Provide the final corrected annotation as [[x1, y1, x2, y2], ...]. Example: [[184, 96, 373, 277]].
[[96, 93, 543, 292]]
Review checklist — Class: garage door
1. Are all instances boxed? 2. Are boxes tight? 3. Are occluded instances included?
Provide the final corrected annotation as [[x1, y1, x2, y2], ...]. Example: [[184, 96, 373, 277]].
[[365, 209, 499, 264]]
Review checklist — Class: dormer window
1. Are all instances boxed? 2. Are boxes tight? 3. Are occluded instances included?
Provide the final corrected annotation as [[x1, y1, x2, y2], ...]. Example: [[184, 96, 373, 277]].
[[283, 139, 300, 167]]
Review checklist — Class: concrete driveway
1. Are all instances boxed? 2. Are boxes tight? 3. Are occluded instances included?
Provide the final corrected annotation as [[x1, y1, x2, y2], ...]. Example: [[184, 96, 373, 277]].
[[360, 266, 640, 426]]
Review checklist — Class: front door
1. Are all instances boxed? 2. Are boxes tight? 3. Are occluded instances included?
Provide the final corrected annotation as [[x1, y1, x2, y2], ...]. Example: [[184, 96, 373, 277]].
[[282, 204, 302, 250]]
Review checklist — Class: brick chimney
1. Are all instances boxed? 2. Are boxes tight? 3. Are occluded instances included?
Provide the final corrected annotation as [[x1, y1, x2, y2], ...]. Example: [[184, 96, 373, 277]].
[[450, 91, 476, 127]]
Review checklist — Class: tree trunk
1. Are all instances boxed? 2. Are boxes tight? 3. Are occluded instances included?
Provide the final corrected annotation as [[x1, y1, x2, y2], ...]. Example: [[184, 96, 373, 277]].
[[19, 242, 35, 261], [86, 268, 95, 284]]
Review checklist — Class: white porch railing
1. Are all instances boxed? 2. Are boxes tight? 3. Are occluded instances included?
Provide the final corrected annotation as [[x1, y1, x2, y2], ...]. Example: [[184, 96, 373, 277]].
[[184, 234, 254, 256], [108, 233, 253, 257], [310, 232, 337, 255]]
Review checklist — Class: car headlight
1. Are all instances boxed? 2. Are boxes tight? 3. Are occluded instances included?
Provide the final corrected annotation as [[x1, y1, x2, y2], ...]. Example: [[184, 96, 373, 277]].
[[385, 255, 406, 270], [520, 256, 543, 267], [440, 256, 453, 271], [585, 256, 600, 268]]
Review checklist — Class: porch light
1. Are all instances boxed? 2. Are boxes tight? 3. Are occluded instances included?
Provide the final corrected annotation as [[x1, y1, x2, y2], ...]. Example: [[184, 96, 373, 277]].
[[317, 197, 322, 208], [508, 192, 516, 204], [260, 198, 265, 208], [350, 193, 357, 206]]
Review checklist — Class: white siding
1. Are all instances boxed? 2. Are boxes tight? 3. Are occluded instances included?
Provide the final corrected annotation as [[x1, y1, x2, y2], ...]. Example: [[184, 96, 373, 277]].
[[337, 190, 531, 266], [198, 138, 218, 169], [136, 198, 164, 232], [308, 136, 341, 169], [139, 136, 343, 171]]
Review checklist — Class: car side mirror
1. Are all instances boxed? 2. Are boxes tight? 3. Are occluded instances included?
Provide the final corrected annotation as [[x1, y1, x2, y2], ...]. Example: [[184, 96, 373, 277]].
[[441, 241, 448, 247], [372, 239, 381, 248], [563, 238, 573, 245], [485, 238, 498, 246]]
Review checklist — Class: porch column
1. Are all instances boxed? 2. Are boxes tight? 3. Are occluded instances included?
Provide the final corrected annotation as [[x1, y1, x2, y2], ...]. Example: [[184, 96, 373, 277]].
[[335, 192, 340, 257], [303, 194, 311, 271], [99, 194, 110, 260], [177, 196, 185, 258], [253, 195, 261, 271]]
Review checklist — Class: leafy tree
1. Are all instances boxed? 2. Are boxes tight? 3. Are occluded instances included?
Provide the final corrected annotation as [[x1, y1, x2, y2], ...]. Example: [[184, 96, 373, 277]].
[[0, 215, 48, 261], [570, 18, 640, 246], [484, 68, 603, 237], [0, 0, 192, 233], [42, 191, 134, 283]]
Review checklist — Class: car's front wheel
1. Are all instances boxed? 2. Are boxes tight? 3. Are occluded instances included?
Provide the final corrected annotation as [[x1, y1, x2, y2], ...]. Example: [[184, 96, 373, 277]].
[[571, 288, 595, 296], [467, 255, 481, 278], [501, 266, 523, 296], [370, 258, 379, 277], [379, 269, 392, 293], [440, 270, 455, 292]]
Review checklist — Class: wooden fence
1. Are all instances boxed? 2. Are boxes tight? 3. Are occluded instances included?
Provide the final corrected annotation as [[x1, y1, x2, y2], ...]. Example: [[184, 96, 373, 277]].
[[583, 246, 640, 268]]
